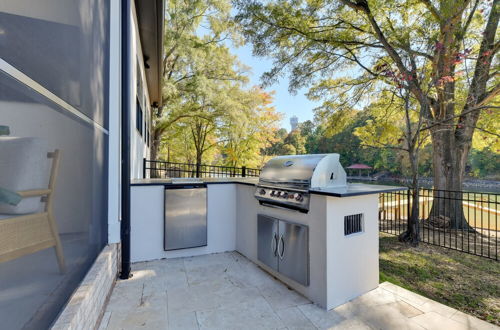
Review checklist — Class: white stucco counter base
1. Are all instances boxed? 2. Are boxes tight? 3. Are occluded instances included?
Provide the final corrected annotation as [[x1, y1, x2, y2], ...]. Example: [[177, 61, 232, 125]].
[[130, 184, 236, 262], [130, 180, 401, 310], [236, 184, 379, 310]]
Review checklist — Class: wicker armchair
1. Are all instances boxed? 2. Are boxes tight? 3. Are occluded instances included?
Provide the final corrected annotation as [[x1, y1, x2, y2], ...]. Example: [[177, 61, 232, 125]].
[[0, 140, 65, 274]]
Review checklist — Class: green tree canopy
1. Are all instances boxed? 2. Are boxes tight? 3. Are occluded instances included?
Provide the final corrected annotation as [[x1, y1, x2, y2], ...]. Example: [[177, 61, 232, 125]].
[[235, 0, 499, 194]]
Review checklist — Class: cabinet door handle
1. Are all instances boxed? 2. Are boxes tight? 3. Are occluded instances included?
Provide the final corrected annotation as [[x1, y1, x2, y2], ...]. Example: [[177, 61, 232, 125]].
[[271, 233, 278, 256], [278, 235, 285, 260]]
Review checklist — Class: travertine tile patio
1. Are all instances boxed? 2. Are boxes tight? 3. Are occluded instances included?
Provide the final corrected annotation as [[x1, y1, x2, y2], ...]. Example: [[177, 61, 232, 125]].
[[98, 252, 497, 330]]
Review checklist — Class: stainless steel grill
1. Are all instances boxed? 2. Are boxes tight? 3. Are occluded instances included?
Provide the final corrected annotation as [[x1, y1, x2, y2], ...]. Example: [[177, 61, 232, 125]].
[[255, 154, 347, 212]]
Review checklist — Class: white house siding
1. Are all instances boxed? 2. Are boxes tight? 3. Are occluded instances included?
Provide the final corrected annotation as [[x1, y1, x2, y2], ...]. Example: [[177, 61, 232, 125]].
[[130, 2, 152, 180]]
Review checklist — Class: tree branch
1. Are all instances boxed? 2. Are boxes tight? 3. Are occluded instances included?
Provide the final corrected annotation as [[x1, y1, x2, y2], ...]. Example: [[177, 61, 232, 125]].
[[360, 142, 408, 152], [253, 12, 384, 49], [477, 84, 500, 108], [419, 0, 441, 21], [469, 125, 500, 138], [340, 0, 434, 121], [460, 0, 499, 123], [343, 46, 378, 76], [460, 0, 480, 38], [420, 106, 500, 132]]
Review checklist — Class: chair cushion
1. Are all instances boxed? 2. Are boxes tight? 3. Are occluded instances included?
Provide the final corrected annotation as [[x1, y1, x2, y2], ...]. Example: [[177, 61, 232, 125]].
[[0, 137, 50, 214]]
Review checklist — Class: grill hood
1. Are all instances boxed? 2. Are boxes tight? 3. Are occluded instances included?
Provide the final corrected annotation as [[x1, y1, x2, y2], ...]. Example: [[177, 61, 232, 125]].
[[258, 154, 347, 190]]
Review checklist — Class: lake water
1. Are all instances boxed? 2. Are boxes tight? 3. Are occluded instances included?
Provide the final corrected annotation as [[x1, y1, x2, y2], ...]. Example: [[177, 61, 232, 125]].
[[348, 179, 500, 194]]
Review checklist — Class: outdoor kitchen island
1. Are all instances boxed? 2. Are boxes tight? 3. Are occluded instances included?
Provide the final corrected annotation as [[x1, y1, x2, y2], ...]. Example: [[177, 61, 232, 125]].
[[130, 156, 406, 310]]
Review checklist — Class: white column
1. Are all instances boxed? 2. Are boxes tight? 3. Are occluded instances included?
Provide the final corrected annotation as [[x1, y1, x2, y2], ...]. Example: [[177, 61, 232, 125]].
[[107, 0, 122, 244]]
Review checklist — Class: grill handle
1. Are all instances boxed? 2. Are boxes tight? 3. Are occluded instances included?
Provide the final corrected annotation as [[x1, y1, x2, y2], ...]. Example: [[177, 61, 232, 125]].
[[271, 233, 278, 256], [278, 234, 285, 260], [259, 201, 302, 212]]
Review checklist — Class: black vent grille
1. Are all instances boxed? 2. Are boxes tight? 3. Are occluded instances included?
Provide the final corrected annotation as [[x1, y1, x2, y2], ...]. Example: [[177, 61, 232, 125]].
[[344, 214, 364, 236]]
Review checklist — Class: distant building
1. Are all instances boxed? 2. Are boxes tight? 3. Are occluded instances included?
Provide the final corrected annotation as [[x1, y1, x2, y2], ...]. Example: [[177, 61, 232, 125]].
[[346, 163, 373, 178], [290, 116, 299, 131]]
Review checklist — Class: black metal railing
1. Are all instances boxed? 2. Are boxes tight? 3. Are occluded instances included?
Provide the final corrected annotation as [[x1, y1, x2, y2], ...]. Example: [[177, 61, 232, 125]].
[[143, 159, 261, 179], [379, 189, 499, 260]]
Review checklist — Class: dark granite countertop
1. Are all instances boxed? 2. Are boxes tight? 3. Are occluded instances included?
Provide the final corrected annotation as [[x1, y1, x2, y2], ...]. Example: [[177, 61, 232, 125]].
[[131, 177, 259, 187], [131, 178, 406, 197], [309, 183, 407, 197]]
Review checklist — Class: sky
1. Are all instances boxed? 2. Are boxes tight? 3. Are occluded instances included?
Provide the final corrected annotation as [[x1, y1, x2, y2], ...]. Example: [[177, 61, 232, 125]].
[[231, 43, 322, 131]]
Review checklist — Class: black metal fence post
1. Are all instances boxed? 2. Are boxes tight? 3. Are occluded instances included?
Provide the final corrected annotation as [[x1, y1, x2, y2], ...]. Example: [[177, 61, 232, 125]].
[[143, 158, 146, 178], [242, 166, 246, 177], [195, 163, 201, 178], [407, 188, 412, 224]]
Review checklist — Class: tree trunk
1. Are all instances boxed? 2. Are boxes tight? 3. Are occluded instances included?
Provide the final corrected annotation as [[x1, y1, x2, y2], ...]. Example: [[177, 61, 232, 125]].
[[429, 128, 472, 230], [427, 0, 498, 231], [398, 188, 420, 246], [148, 128, 162, 178], [399, 144, 419, 246], [195, 153, 202, 178], [151, 128, 161, 161]]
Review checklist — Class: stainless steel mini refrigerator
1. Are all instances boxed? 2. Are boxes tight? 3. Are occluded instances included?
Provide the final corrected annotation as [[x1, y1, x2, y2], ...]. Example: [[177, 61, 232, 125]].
[[164, 184, 207, 250]]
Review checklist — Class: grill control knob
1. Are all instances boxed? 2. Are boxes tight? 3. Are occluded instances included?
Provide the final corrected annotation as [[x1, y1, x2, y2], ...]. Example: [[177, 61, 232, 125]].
[[295, 194, 303, 201], [282, 192, 288, 199], [276, 191, 281, 197], [259, 189, 266, 195], [270, 190, 275, 196]]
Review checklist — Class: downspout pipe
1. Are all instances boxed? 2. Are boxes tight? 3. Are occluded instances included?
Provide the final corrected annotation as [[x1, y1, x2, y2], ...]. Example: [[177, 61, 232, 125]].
[[120, 0, 132, 280]]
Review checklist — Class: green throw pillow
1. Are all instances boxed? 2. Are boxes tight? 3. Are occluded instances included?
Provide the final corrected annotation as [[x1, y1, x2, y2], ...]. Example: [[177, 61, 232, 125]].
[[0, 186, 22, 206], [0, 126, 10, 136]]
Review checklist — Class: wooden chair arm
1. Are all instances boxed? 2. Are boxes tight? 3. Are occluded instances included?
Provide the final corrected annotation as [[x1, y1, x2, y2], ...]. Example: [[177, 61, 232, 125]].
[[17, 189, 51, 198]]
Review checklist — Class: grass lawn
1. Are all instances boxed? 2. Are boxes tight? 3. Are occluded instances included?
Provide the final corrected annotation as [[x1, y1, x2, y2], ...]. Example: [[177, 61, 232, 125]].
[[379, 233, 500, 325]]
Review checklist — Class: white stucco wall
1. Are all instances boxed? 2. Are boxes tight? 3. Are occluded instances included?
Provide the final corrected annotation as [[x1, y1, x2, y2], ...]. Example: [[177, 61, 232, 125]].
[[325, 194, 379, 309], [130, 184, 237, 262], [107, 1, 155, 243]]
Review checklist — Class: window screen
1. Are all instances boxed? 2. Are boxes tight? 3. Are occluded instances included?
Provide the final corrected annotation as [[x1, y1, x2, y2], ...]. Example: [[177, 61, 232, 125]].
[[0, 1, 109, 327], [136, 98, 143, 136]]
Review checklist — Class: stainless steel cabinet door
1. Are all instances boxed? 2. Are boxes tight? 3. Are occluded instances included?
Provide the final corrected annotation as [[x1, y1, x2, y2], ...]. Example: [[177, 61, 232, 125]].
[[278, 221, 309, 286], [164, 188, 207, 250], [257, 215, 278, 271]]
